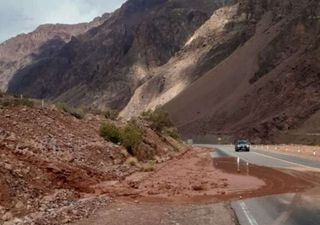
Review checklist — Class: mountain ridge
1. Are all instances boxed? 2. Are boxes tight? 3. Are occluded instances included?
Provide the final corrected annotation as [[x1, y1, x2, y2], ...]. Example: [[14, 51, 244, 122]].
[[1, 0, 320, 143]]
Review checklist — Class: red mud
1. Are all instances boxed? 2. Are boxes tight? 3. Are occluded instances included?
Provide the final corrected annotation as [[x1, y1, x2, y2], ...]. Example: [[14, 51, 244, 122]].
[[93, 148, 315, 204]]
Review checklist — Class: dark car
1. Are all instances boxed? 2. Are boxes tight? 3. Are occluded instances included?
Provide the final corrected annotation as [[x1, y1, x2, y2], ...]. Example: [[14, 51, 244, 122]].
[[235, 140, 250, 152]]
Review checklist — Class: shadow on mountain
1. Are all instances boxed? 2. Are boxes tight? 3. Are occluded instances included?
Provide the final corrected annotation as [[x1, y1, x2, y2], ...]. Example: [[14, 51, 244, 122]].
[[7, 36, 72, 99]]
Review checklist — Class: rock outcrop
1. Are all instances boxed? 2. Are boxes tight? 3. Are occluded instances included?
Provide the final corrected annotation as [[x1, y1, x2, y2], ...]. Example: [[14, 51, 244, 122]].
[[0, 13, 110, 91]]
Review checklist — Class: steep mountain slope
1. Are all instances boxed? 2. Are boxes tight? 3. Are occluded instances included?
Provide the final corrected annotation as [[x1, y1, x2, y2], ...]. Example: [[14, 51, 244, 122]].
[[120, 2, 253, 118], [0, 14, 110, 91], [165, 0, 320, 143], [7, 0, 233, 110]]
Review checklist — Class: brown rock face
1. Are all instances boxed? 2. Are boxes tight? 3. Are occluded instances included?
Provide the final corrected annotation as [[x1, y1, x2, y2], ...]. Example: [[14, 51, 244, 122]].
[[165, 0, 320, 143], [6, 0, 232, 110]]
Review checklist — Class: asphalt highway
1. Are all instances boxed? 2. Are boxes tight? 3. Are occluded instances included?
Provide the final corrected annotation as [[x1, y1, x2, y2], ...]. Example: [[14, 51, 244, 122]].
[[205, 145, 320, 170], [204, 144, 320, 225]]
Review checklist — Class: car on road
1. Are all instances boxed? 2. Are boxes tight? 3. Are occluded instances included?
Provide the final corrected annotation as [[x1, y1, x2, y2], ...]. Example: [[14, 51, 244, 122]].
[[235, 140, 250, 152]]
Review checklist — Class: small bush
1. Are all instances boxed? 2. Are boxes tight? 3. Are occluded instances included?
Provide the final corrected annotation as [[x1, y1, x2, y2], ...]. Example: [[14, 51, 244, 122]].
[[126, 157, 139, 167], [56, 102, 84, 119], [141, 161, 155, 172], [141, 107, 181, 140], [103, 109, 119, 120], [163, 127, 181, 140], [100, 122, 122, 144], [121, 122, 143, 154], [142, 107, 174, 132]]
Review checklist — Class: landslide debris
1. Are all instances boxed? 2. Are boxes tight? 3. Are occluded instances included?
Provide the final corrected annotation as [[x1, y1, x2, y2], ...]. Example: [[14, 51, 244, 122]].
[[0, 96, 186, 224]]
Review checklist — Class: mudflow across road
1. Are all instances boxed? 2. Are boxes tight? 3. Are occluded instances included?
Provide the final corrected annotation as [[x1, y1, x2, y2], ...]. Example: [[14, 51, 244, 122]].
[[206, 145, 320, 225], [73, 145, 320, 225]]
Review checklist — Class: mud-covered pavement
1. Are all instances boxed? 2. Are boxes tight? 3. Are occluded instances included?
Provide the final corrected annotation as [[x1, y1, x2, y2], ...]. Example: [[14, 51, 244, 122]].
[[71, 148, 317, 225], [92, 148, 312, 203]]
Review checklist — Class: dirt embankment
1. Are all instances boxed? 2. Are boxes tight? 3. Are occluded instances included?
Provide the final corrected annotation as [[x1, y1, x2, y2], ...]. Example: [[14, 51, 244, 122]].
[[0, 104, 186, 225]]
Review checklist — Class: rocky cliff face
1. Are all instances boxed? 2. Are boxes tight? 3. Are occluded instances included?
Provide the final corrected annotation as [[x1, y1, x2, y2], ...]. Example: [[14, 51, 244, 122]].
[[0, 13, 110, 91], [6, 0, 232, 110]]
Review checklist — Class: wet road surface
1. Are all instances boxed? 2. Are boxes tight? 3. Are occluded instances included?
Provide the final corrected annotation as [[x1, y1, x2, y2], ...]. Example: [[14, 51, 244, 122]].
[[205, 144, 320, 225], [203, 145, 320, 170]]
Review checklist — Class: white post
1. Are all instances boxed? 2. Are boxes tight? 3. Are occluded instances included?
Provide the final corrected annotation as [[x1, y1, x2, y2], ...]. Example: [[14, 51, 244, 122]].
[[237, 157, 240, 172], [246, 162, 249, 175], [41, 100, 44, 108]]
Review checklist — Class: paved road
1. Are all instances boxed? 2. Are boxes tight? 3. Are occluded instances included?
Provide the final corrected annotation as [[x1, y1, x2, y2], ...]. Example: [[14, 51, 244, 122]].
[[203, 144, 320, 225], [202, 144, 320, 170], [232, 193, 320, 225]]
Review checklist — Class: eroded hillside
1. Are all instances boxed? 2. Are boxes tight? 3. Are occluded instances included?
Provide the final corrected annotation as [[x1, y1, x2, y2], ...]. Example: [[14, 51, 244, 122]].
[[165, 0, 320, 143], [0, 95, 185, 224]]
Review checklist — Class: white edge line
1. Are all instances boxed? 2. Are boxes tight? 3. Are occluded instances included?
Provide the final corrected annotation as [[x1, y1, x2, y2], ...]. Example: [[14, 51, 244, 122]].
[[239, 201, 259, 225], [215, 146, 318, 171], [252, 151, 318, 171]]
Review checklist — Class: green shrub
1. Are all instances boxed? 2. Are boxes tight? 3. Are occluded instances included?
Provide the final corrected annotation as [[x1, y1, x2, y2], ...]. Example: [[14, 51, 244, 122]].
[[142, 107, 174, 132], [163, 127, 181, 140], [56, 102, 84, 119], [100, 121, 144, 156], [103, 109, 119, 120], [100, 122, 122, 144], [121, 122, 143, 154]]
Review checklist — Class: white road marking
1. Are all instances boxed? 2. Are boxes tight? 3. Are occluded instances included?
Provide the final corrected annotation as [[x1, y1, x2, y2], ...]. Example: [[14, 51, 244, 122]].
[[239, 201, 259, 225], [215, 146, 319, 171], [252, 151, 319, 171]]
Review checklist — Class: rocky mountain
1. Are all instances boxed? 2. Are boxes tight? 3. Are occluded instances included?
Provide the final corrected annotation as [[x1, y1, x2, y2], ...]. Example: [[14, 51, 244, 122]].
[[165, 0, 320, 143], [0, 13, 111, 91], [1, 0, 320, 143], [6, 0, 233, 110]]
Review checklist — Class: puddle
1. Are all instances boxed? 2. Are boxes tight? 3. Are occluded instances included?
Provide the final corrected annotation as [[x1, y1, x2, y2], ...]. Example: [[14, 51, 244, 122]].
[[213, 157, 314, 199]]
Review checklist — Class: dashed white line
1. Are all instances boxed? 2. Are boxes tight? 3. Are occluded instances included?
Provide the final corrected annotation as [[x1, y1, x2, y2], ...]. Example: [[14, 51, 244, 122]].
[[239, 201, 259, 225]]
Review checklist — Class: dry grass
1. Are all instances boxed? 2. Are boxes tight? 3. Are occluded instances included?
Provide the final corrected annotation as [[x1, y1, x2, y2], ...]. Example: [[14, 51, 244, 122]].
[[126, 157, 140, 167], [141, 161, 155, 172]]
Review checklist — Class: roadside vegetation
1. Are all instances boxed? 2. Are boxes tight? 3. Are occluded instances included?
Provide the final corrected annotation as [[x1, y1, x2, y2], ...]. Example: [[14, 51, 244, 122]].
[[0, 95, 35, 108], [141, 107, 181, 140], [100, 120, 144, 155], [103, 109, 119, 120], [55, 102, 85, 119]]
